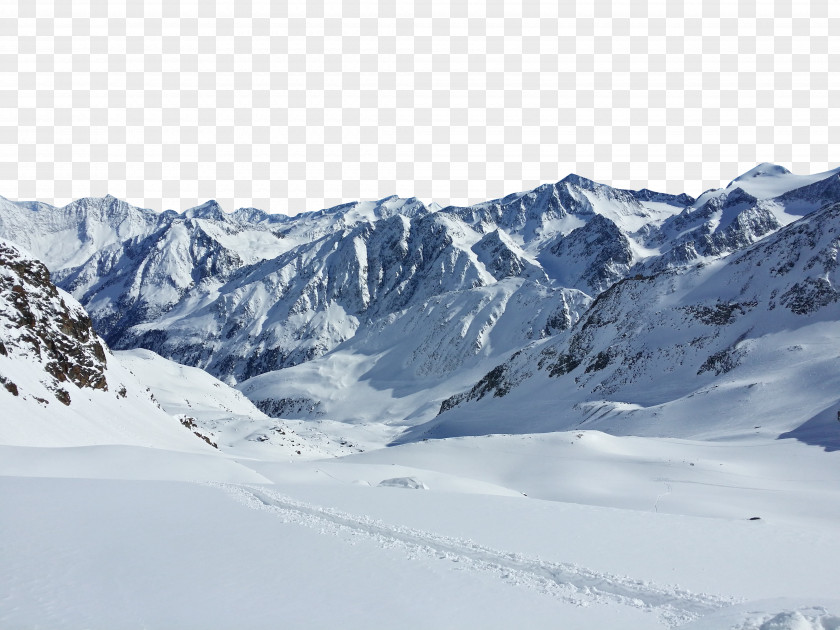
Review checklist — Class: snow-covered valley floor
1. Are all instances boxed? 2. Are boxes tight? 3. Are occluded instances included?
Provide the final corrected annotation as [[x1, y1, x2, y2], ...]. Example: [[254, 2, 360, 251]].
[[2, 430, 839, 629]]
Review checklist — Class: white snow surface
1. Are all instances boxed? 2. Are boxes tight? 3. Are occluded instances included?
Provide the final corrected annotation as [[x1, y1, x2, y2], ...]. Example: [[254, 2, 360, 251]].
[[2, 428, 839, 629], [115, 347, 361, 458], [5, 324, 839, 627]]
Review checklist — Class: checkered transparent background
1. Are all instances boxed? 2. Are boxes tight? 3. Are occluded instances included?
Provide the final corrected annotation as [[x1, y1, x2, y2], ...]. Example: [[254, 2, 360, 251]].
[[1, 0, 838, 215]]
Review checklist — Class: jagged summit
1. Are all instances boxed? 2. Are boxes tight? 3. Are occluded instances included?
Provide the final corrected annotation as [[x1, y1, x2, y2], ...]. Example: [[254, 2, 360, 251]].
[[3, 162, 833, 221], [559, 172, 601, 189], [626, 188, 695, 207], [183, 199, 225, 221]]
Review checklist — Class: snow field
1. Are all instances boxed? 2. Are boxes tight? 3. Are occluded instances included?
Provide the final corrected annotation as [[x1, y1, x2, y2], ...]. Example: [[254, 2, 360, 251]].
[[2, 427, 839, 628]]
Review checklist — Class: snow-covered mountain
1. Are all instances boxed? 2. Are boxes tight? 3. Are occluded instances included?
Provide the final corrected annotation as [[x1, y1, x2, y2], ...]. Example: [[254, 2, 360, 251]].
[[427, 198, 840, 448], [2, 163, 840, 442]]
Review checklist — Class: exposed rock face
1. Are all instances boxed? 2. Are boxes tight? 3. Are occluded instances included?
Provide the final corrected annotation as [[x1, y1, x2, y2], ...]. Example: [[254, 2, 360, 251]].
[[471, 229, 546, 282], [0, 240, 109, 404], [252, 396, 323, 419], [642, 188, 781, 273], [544, 214, 634, 294]]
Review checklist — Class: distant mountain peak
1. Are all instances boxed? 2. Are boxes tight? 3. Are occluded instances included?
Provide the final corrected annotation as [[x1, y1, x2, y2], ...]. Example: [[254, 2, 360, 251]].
[[730, 163, 792, 183], [184, 199, 225, 220], [560, 173, 599, 189]]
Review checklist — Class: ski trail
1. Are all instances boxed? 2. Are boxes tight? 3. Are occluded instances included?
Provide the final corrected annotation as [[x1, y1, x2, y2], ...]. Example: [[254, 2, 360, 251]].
[[212, 482, 735, 627]]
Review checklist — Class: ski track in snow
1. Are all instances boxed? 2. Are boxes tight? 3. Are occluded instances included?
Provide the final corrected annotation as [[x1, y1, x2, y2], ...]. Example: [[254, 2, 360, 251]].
[[654, 482, 672, 514], [212, 482, 736, 627]]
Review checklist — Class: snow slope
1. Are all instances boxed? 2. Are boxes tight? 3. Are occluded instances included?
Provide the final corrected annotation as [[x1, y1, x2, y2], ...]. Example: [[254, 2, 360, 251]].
[[115, 348, 363, 458], [2, 429, 839, 629], [238, 277, 590, 427]]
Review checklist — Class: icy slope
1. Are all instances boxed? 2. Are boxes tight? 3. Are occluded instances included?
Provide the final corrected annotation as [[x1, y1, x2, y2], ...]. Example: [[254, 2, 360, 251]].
[[239, 278, 590, 427]]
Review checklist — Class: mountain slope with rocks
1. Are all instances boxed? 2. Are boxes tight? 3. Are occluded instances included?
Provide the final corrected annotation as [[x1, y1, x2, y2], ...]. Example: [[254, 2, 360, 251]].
[[0, 238, 221, 451], [422, 199, 840, 448]]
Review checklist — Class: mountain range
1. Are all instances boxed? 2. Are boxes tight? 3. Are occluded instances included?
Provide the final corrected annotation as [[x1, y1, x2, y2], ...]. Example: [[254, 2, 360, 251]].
[[2, 162, 840, 449]]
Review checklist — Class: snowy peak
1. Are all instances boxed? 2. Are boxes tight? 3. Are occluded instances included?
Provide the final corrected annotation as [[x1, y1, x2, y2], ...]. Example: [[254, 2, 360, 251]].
[[559, 173, 645, 209], [709, 163, 840, 203], [559, 172, 599, 188], [302, 195, 431, 225], [729, 162, 792, 184], [439, 174, 652, 249], [542, 214, 634, 294], [2, 164, 840, 424], [0, 194, 161, 271], [183, 199, 226, 221], [97, 209, 493, 383]]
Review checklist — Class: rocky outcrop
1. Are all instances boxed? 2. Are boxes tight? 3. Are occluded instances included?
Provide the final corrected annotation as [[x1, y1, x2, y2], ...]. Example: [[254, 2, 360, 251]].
[[0, 240, 108, 404], [471, 229, 547, 282]]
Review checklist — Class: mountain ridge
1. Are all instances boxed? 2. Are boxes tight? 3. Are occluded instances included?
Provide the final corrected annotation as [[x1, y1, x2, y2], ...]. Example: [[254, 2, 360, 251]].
[[2, 164, 840, 445]]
